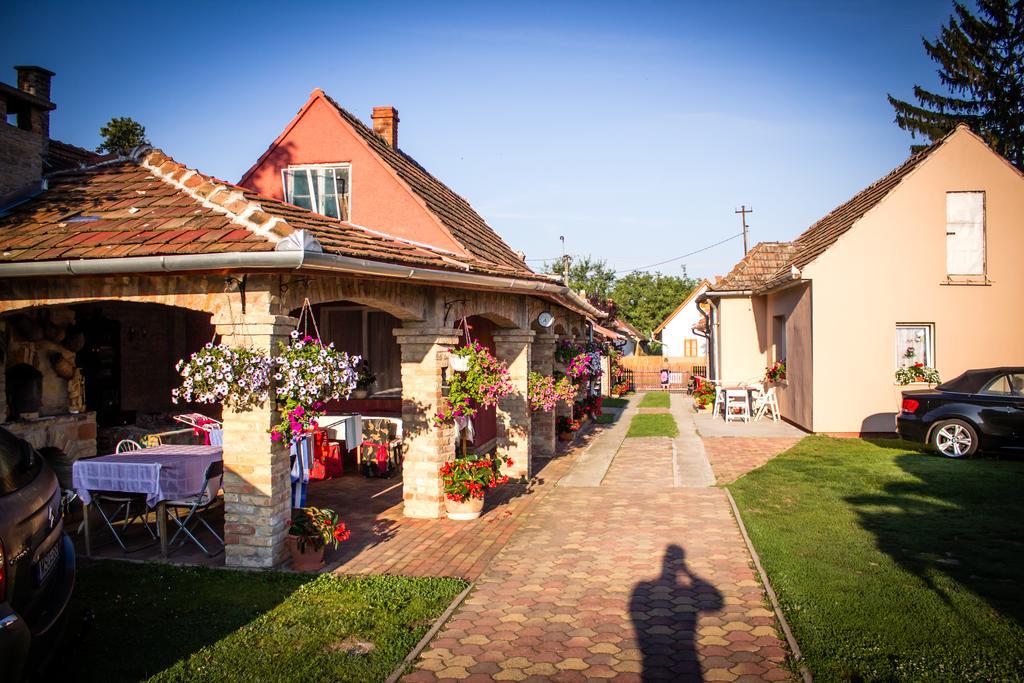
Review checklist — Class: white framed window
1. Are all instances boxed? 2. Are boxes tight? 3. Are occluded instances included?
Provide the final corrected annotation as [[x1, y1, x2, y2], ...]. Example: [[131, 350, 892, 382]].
[[946, 191, 985, 275], [283, 164, 351, 220], [896, 323, 934, 369]]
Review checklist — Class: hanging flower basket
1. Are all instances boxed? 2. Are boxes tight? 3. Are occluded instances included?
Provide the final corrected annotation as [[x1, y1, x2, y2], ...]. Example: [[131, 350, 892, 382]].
[[172, 343, 273, 410], [433, 342, 514, 427], [270, 331, 359, 444], [527, 372, 577, 412]]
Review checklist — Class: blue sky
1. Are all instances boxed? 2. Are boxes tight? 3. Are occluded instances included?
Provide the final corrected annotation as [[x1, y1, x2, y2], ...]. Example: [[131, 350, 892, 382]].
[[2, 0, 958, 279]]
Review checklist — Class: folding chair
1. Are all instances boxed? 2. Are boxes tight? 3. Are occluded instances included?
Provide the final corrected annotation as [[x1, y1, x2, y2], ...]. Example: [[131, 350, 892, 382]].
[[753, 386, 780, 422], [166, 460, 224, 557], [91, 439, 157, 551], [712, 385, 726, 419], [725, 388, 750, 423]]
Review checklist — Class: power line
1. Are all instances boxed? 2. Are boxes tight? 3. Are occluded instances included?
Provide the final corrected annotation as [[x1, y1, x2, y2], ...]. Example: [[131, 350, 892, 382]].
[[611, 232, 744, 275]]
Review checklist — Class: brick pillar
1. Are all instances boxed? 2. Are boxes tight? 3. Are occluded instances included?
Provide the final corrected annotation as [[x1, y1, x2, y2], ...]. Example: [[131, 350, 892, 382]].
[[214, 312, 296, 569], [493, 329, 535, 478], [554, 334, 574, 425], [394, 326, 460, 518], [530, 332, 557, 457]]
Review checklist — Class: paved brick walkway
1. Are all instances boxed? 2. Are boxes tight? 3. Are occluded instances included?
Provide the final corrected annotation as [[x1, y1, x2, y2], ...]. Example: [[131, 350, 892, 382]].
[[407, 398, 793, 682], [701, 438, 802, 485]]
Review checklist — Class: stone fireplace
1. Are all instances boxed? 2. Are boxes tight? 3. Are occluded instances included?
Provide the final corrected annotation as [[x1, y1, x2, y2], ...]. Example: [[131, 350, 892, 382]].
[[1, 311, 97, 481]]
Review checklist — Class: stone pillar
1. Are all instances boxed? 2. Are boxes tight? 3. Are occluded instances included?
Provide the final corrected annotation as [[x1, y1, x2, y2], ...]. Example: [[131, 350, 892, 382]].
[[530, 332, 557, 457], [394, 326, 460, 518], [493, 329, 535, 478], [554, 334, 574, 425], [214, 311, 296, 569]]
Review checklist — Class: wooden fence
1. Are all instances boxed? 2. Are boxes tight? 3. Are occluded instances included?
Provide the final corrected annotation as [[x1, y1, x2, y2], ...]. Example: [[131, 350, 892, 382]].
[[620, 355, 707, 391]]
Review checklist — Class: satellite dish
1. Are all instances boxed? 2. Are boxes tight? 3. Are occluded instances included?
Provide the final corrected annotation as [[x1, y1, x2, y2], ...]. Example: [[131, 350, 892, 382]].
[[537, 311, 555, 328]]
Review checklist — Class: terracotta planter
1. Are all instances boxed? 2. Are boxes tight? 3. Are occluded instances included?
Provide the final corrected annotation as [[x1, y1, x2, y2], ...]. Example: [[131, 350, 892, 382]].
[[286, 535, 325, 571], [445, 496, 484, 520], [558, 431, 575, 442]]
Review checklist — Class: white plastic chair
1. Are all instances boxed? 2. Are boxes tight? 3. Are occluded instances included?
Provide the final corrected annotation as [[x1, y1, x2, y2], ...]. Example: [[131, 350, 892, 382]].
[[115, 439, 142, 453], [712, 385, 726, 419], [753, 386, 780, 422], [725, 388, 750, 423]]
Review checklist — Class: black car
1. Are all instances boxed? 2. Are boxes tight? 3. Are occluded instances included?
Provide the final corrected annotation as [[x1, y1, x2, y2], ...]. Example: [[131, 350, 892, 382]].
[[898, 367, 1024, 458], [0, 427, 76, 681]]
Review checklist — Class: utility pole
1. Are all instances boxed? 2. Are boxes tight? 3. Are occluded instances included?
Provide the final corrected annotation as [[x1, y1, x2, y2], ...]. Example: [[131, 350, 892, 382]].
[[559, 235, 570, 285], [735, 205, 753, 254]]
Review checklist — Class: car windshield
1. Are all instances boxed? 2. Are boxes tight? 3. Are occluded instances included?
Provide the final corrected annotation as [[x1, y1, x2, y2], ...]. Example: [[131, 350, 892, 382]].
[[0, 429, 41, 495]]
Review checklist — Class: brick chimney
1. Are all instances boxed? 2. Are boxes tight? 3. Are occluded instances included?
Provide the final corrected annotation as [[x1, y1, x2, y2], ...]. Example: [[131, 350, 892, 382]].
[[371, 106, 399, 148], [14, 65, 54, 139]]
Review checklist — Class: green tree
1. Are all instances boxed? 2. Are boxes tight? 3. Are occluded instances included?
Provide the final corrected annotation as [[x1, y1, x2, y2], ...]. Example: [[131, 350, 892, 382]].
[[610, 271, 699, 337], [888, 0, 1024, 168], [544, 255, 616, 300], [97, 116, 149, 155]]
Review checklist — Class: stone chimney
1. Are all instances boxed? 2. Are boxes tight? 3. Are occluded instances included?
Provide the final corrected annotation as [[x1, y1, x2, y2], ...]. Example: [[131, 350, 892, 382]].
[[15, 66, 54, 139], [371, 106, 399, 148]]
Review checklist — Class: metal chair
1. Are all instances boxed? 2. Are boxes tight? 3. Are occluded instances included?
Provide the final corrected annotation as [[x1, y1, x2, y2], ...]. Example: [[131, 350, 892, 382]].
[[91, 439, 156, 550], [166, 460, 224, 557]]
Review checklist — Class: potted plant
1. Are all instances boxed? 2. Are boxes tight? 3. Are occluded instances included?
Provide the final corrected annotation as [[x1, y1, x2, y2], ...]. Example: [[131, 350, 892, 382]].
[[433, 342, 514, 427], [527, 372, 576, 412], [557, 415, 580, 441], [351, 358, 375, 399], [286, 506, 350, 571], [270, 331, 359, 444], [896, 362, 940, 385], [440, 454, 512, 520], [765, 360, 786, 384], [693, 379, 716, 410]]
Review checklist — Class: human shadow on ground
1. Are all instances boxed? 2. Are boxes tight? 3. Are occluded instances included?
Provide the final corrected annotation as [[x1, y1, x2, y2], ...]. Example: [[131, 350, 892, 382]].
[[849, 448, 1024, 627], [629, 544, 723, 681]]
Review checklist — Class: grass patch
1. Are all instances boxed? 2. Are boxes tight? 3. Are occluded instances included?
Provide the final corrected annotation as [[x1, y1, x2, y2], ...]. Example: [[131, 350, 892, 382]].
[[638, 392, 670, 409], [602, 397, 629, 408], [595, 413, 616, 424], [626, 413, 678, 438], [57, 562, 466, 682], [729, 436, 1024, 682]]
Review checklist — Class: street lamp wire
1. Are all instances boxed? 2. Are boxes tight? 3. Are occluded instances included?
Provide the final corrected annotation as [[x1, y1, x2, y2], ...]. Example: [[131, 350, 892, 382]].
[[611, 232, 745, 274]]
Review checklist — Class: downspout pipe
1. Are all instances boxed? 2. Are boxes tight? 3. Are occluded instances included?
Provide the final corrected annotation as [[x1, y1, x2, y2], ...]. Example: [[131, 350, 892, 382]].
[[0, 249, 605, 318]]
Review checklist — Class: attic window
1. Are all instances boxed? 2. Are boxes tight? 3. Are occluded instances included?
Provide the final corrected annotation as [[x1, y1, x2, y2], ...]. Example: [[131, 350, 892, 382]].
[[283, 164, 350, 220], [946, 191, 985, 276]]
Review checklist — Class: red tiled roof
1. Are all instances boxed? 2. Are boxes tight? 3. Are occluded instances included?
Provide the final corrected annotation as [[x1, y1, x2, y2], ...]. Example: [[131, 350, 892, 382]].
[[319, 93, 533, 275], [0, 147, 553, 280], [709, 244, 798, 292], [45, 139, 106, 172]]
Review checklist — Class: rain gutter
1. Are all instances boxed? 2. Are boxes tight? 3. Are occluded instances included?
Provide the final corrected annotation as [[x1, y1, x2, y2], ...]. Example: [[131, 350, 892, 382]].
[[0, 249, 604, 318]]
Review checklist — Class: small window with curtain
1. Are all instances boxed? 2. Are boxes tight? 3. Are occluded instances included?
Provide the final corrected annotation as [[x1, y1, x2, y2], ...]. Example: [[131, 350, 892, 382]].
[[283, 165, 351, 220], [946, 191, 985, 276], [896, 323, 934, 369]]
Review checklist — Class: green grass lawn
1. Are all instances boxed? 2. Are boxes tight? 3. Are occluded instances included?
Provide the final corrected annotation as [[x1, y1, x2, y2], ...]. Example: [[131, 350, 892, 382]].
[[626, 412, 678, 437], [602, 396, 629, 408], [729, 436, 1024, 682], [638, 392, 670, 409], [56, 562, 466, 682]]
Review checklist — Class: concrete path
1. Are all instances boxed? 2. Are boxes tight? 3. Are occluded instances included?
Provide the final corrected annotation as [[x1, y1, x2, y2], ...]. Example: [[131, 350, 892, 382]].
[[406, 394, 793, 682]]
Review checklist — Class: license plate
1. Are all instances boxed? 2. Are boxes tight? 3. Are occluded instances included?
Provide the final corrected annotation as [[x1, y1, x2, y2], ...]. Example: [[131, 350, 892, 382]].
[[35, 539, 60, 586]]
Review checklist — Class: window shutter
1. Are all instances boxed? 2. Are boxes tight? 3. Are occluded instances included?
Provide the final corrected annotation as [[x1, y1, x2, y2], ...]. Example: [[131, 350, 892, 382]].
[[946, 192, 985, 275]]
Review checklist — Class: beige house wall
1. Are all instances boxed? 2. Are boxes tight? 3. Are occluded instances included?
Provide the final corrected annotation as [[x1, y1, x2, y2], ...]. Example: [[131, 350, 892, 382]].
[[804, 129, 1024, 433], [715, 296, 768, 383], [764, 283, 813, 431]]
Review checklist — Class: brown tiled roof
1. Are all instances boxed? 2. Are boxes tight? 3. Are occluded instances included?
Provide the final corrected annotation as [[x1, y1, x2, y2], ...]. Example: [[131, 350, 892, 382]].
[[758, 131, 955, 292], [709, 243, 798, 292], [320, 94, 532, 275], [0, 147, 552, 280], [45, 139, 105, 172]]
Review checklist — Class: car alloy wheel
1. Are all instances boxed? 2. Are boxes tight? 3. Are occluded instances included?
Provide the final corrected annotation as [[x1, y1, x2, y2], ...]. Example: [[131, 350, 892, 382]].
[[933, 420, 977, 458]]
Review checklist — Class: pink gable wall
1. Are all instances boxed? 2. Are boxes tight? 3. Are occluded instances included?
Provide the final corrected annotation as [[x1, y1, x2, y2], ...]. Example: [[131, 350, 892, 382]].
[[238, 94, 466, 255]]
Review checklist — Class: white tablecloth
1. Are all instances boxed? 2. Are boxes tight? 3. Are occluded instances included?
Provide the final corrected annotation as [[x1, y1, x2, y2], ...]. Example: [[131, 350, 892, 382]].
[[320, 414, 363, 449], [72, 444, 222, 507]]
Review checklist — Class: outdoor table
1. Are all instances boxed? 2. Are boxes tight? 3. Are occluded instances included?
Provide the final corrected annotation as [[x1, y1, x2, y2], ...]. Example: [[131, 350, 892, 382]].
[[72, 444, 223, 558]]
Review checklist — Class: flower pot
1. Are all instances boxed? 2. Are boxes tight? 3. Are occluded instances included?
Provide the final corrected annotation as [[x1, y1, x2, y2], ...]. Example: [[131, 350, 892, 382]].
[[286, 535, 325, 571], [558, 431, 574, 442], [449, 355, 470, 372], [351, 389, 369, 399], [444, 496, 484, 520]]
